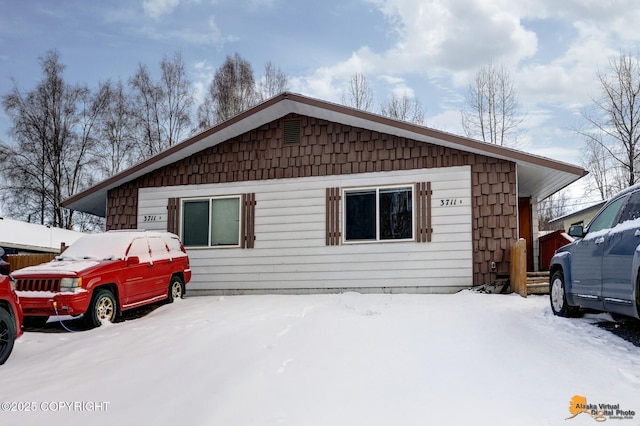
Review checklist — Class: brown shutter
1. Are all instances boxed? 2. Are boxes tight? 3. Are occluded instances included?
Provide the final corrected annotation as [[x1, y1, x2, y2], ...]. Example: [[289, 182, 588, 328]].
[[167, 198, 179, 234], [242, 193, 256, 249], [416, 182, 432, 242], [326, 187, 341, 245]]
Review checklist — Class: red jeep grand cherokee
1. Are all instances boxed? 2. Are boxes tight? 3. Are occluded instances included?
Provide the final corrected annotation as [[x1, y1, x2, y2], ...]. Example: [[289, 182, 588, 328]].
[[0, 274, 23, 364], [12, 231, 191, 328]]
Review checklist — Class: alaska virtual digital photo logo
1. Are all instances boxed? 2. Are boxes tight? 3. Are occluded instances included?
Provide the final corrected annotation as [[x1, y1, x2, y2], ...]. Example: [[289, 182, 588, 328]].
[[566, 395, 636, 422]]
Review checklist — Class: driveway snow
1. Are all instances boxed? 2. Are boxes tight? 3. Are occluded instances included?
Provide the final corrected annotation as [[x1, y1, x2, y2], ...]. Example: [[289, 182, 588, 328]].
[[2, 291, 639, 425]]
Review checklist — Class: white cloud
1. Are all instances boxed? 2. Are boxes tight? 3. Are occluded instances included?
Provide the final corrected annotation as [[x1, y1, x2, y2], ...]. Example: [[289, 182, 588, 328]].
[[137, 15, 236, 47], [143, 0, 180, 20], [426, 109, 464, 134], [294, 0, 540, 103]]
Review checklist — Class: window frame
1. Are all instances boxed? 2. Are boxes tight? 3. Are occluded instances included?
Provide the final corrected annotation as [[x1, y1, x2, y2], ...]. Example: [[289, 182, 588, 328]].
[[586, 195, 628, 234], [180, 195, 242, 249], [342, 184, 415, 244]]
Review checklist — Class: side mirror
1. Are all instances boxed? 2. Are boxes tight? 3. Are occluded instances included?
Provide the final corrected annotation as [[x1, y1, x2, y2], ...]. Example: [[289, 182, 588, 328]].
[[568, 225, 584, 238], [126, 256, 140, 266]]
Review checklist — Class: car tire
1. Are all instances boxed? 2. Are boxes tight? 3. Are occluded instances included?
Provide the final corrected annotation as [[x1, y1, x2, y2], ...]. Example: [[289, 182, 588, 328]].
[[0, 308, 16, 365], [167, 276, 184, 303], [22, 316, 49, 329], [550, 270, 579, 317], [85, 289, 117, 328]]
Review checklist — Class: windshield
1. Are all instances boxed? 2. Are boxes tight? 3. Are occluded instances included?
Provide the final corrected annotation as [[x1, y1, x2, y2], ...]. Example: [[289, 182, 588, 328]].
[[56, 233, 134, 261]]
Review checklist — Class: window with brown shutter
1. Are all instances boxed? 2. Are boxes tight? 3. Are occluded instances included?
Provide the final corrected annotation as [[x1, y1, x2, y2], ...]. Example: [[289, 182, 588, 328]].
[[176, 193, 256, 249]]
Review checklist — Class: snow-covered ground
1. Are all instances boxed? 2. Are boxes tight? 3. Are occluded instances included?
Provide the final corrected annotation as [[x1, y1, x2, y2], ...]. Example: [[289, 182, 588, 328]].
[[2, 291, 639, 426]]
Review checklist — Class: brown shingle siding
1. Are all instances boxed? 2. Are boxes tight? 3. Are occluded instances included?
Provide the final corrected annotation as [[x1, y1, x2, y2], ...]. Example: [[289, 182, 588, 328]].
[[107, 113, 518, 285]]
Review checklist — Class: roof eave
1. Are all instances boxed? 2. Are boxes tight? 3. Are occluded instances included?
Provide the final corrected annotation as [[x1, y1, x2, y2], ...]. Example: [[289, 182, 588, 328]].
[[63, 92, 588, 216]]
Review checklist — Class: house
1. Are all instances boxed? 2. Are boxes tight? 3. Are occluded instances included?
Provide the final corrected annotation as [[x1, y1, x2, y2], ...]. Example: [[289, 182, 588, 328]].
[[0, 217, 84, 255], [548, 200, 605, 231], [0, 217, 85, 274], [62, 93, 587, 295]]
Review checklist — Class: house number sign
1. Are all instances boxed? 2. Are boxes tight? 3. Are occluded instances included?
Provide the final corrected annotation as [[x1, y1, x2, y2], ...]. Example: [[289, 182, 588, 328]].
[[142, 215, 164, 223], [439, 199, 463, 206]]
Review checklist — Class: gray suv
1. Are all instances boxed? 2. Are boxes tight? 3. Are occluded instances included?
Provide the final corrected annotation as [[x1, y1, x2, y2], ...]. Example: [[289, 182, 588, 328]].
[[550, 184, 640, 319]]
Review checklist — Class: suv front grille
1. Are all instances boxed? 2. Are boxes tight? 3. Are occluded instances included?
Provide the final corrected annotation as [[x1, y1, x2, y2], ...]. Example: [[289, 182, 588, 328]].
[[16, 278, 61, 292]]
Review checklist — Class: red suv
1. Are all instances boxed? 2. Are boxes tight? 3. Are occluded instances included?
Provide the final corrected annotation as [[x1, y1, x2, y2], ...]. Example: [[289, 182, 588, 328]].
[[0, 274, 23, 364], [12, 231, 191, 328]]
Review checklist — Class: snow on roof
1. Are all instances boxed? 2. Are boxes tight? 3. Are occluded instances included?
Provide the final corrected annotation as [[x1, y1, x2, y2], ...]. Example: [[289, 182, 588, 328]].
[[0, 217, 85, 253]]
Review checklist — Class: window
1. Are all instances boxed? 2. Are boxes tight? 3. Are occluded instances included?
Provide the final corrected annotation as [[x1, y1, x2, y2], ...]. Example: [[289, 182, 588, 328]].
[[182, 197, 241, 247], [587, 196, 627, 234], [148, 236, 170, 260], [344, 186, 413, 242], [617, 191, 640, 224], [127, 237, 152, 263]]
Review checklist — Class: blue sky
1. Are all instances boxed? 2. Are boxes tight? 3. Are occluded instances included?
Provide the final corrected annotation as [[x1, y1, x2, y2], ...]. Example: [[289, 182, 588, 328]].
[[2, 0, 640, 209]]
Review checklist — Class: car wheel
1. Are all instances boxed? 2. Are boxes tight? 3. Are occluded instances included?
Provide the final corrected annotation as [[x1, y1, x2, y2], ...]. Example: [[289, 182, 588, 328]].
[[0, 308, 16, 365], [85, 289, 117, 328], [167, 276, 184, 303], [22, 316, 49, 329], [550, 270, 578, 317]]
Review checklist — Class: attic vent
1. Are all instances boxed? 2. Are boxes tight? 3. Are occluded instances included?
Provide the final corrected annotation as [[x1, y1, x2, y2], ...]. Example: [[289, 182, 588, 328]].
[[283, 119, 301, 144]]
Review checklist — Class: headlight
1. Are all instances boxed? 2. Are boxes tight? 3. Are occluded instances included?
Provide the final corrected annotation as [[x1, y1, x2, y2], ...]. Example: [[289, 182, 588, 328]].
[[60, 277, 82, 292], [9, 277, 16, 291]]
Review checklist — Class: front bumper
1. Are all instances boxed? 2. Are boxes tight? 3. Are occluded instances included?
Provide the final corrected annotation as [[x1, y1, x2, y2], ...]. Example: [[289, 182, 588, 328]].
[[16, 290, 91, 317]]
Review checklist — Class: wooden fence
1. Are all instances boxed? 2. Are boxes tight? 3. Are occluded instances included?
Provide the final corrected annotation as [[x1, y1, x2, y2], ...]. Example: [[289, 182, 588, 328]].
[[6, 253, 57, 273]]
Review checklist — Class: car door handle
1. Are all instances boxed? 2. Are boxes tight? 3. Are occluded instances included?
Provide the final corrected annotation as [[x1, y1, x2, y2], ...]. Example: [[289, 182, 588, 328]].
[[595, 237, 605, 245]]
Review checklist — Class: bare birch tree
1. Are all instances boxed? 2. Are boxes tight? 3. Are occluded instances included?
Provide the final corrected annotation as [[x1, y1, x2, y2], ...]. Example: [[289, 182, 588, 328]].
[[129, 52, 194, 157], [461, 62, 523, 146], [342, 72, 374, 111], [129, 63, 163, 157], [159, 52, 194, 146], [256, 61, 289, 102], [581, 52, 640, 187], [538, 192, 569, 231], [380, 92, 424, 124], [95, 79, 137, 176], [1, 50, 102, 228], [197, 53, 257, 129], [582, 136, 626, 200]]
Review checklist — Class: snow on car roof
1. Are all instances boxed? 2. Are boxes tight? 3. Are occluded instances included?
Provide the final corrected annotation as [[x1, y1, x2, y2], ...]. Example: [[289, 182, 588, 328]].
[[59, 231, 174, 261]]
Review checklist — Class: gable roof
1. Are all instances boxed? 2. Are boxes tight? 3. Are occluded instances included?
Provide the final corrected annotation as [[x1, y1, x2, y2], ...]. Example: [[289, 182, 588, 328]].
[[549, 200, 606, 226], [63, 92, 588, 217], [0, 217, 85, 253]]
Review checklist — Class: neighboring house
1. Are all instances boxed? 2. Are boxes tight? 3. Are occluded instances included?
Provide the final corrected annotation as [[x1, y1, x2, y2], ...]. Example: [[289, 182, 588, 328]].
[[0, 217, 85, 273], [62, 93, 587, 294], [548, 200, 606, 231], [0, 217, 84, 254]]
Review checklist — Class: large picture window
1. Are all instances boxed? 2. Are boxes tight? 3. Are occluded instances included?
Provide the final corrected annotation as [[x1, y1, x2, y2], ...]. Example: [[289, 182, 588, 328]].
[[344, 186, 413, 242], [182, 196, 241, 247]]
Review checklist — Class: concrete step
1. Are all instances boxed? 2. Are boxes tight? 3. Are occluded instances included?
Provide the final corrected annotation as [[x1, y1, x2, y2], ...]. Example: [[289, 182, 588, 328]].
[[526, 272, 549, 295]]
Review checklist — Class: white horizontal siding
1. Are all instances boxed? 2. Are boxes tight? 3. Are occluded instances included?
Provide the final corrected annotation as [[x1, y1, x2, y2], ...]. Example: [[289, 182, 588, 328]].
[[138, 166, 472, 292]]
